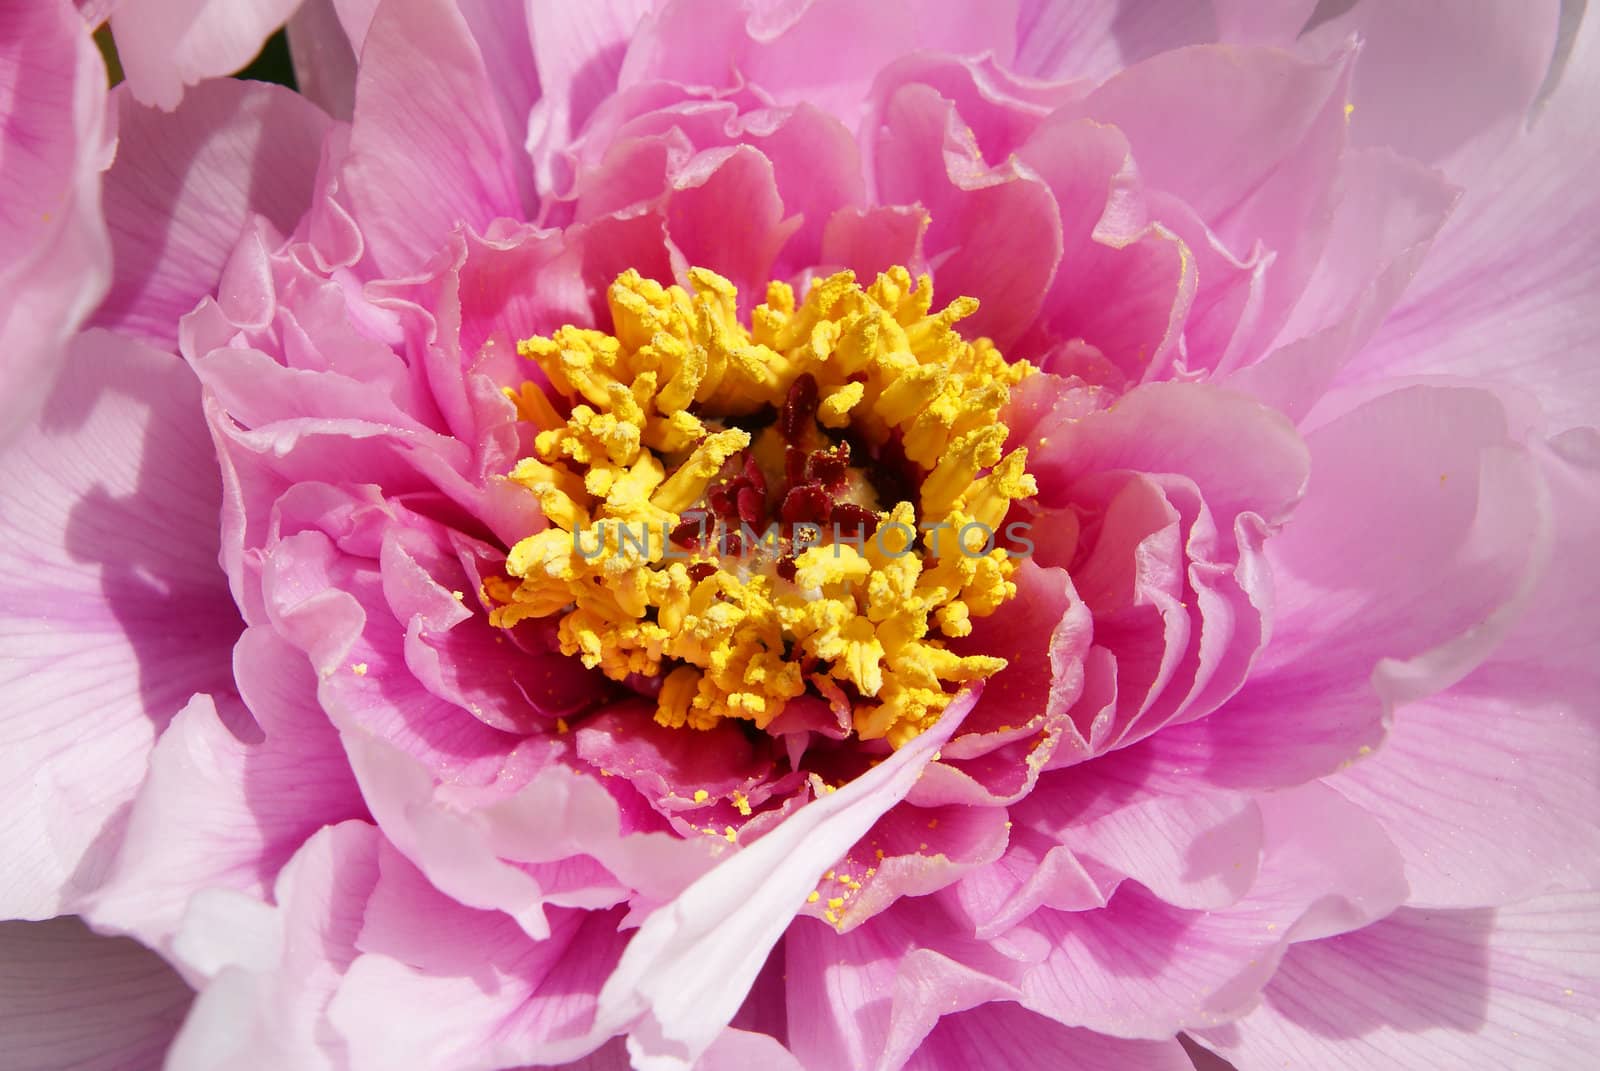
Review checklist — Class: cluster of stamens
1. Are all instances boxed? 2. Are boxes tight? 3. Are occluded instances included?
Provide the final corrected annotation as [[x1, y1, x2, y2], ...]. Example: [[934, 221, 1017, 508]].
[[485, 267, 1037, 746]]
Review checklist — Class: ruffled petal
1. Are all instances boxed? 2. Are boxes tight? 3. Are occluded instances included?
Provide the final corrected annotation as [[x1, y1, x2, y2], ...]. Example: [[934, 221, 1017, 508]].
[[0, 916, 192, 1071], [0, 331, 238, 919]]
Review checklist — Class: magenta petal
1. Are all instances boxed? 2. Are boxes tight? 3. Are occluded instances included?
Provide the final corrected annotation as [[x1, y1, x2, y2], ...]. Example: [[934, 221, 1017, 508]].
[[93, 80, 330, 348], [1198, 892, 1600, 1069], [0, 331, 238, 920], [0, 916, 192, 1071]]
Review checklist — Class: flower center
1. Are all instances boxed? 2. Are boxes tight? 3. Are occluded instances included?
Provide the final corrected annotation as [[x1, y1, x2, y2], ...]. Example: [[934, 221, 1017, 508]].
[[486, 267, 1037, 746]]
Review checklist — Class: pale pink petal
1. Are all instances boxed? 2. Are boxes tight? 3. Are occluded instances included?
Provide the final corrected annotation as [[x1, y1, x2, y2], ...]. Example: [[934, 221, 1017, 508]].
[[526, 0, 656, 191], [111, 0, 305, 110], [1154, 383, 1551, 787], [92, 80, 330, 348], [1300, 0, 1561, 184], [784, 899, 1024, 1071], [592, 694, 975, 1071], [164, 821, 380, 1071], [1340, 5, 1600, 432], [342, 0, 531, 276], [1197, 893, 1600, 1069], [695, 1028, 805, 1071], [0, 0, 113, 435], [908, 1001, 1193, 1071], [287, 0, 358, 120], [0, 331, 238, 919], [327, 844, 633, 1071], [1017, 783, 1405, 1039], [1228, 147, 1458, 423], [620, 0, 1021, 123], [0, 916, 192, 1071], [88, 629, 368, 947], [1012, 0, 1217, 83], [1326, 437, 1600, 907]]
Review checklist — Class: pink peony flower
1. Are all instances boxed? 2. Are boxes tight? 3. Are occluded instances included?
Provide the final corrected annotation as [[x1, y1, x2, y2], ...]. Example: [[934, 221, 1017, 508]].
[[3, 2, 1597, 1069]]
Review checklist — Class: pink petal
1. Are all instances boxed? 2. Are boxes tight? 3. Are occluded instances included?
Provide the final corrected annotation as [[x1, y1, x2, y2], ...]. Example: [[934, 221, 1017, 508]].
[[1155, 383, 1550, 788], [0, 0, 113, 434], [662, 146, 799, 303], [92, 80, 330, 348], [87, 629, 368, 947], [592, 694, 975, 1070], [328, 846, 633, 1071], [1326, 437, 1600, 907], [620, 0, 1020, 123], [1014, 757, 1262, 911], [1340, 6, 1600, 433], [163, 821, 381, 1071], [286, 0, 359, 120], [1300, 0, 1561, 184], [526, 0, 656, 192], [783, 899, 1024, 1071], [1012, 0, 1218, 83], [0, 331, 239, 919], [1228, 147, 1458, 423], [908, 1001, 1193, 1071], [872, 83, 1062, 348], [1017, 783, 1404, 1038], [681, 1028, 805, 1071], [342, 0, 531, 276], [1197, 892, 1600, 1068], [110, 0, 305, 109], [0, 916, 191, 1070], [1016, 115, 1193, 384]]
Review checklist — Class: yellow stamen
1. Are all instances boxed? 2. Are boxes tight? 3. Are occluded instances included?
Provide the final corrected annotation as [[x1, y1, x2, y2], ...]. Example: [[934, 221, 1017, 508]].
[[489, 268, 1037, 746]]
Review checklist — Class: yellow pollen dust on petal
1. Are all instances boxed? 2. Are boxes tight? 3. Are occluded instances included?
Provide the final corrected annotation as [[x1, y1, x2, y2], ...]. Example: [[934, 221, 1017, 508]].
[[487, 266, 1037, 747]]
